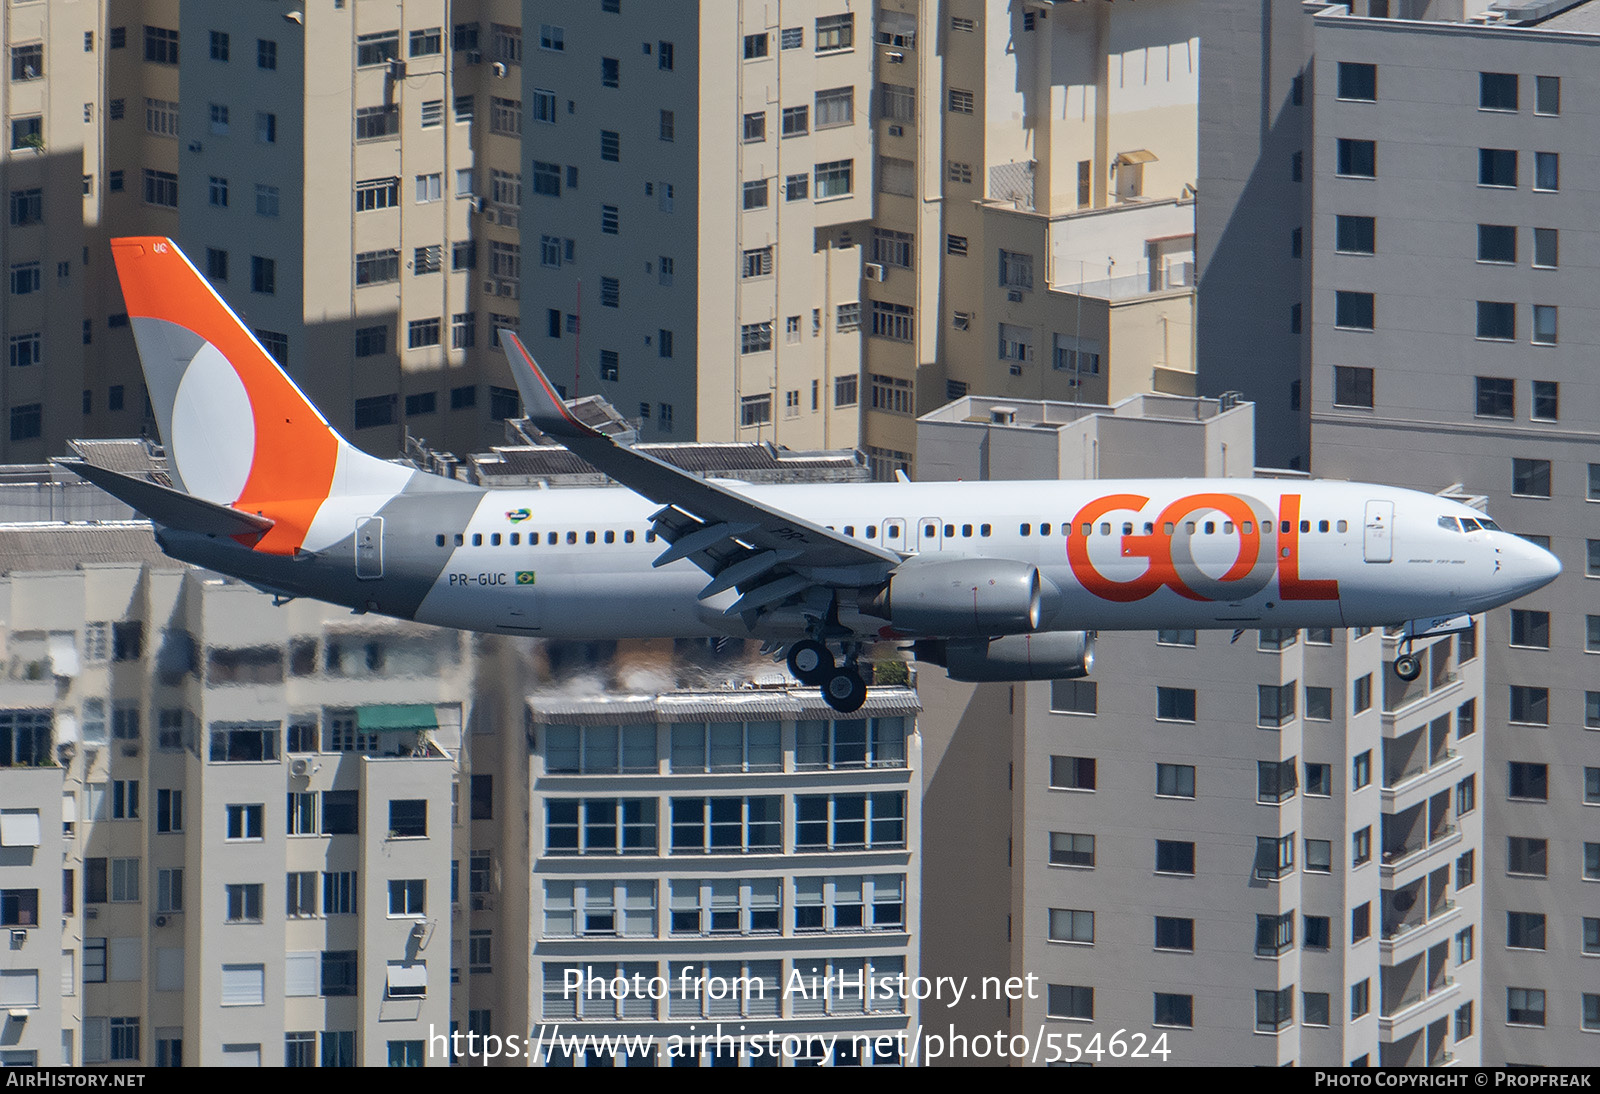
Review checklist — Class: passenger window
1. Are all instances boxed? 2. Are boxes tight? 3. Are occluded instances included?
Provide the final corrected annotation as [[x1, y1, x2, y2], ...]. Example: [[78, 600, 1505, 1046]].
[[1122, 523, 1134, 536], [491, 533, 502, 546], [586, 531, 596, 544], [1203, 522, 1214, 535], [1243, 522, 1254, 534], [604, 530, 615, 544], [1164, 523, 1175, 535], [887, 525, 900, 537], [1020, 524, 1031, 537], [1185, 522, 1196, 534], [646, 531, 657, 543], [625, 530, 635, 543], [980, 524, 991, 537], [1336, 521, 1348, 533], [472, 533, 482, 546], [1143, 523, 1154, 535], [1224, 522, 1234, 534], [962, 524, 974, 537], [1318, 520, 1329, 533], [845, 526, 855, 537], [549, 532, 560, 545], [1281, 521, 1291, 534], [1099, 523, 1110, 536], [435, 534, 446, 547], [866, 526, 877, 538], [944, 524, 955, 537], [1300, 521, 1310, 533], [923, 524, 936, 537], [454, 534, 464, 547], [510, 533, 520, 545], [1041, 523, 1051, 536], [567, 532, 577, 544]]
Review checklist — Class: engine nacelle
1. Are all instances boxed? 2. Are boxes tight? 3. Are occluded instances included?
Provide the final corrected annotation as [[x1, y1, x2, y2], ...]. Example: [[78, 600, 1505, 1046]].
[[913, 631, 1095, 682], [863, 557, 1061, 637]]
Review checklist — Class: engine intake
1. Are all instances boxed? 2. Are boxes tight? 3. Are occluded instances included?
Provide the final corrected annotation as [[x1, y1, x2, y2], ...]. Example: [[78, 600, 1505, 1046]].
[[913, 631, 1095, 683], [863, 557, 1061, 637]]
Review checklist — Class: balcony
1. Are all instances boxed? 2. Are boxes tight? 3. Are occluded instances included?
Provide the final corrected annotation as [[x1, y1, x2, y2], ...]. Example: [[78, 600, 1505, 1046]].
[[1380, 943, 1456, 1030], [1381, 868, 1458, 952], [1380, 793, 1459, 876]]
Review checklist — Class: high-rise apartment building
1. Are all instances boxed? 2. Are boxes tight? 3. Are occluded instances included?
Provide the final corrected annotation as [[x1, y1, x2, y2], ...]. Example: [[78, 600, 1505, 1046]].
[[176, 0, 528, 456], [0, 0, 180, 460], [1199, 0, 1600, 1063], [518, 1, 1202, 479], [916, 394, 1487, 1066]]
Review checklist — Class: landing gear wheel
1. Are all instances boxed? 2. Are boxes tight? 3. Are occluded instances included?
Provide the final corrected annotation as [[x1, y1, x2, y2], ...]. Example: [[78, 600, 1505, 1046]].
[[822, 667, 868, 713], [1394, 654, 1421, 681], [787, 640, 834, 685]]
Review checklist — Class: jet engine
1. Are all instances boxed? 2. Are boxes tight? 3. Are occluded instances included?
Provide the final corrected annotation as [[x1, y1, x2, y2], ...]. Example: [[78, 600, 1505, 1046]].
[[912, 631, 1095, 682], [862, 557, 1061, 637]]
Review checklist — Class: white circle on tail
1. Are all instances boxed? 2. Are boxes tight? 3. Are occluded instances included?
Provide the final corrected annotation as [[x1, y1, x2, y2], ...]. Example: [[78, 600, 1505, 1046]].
[[170, 340, 256, 504]]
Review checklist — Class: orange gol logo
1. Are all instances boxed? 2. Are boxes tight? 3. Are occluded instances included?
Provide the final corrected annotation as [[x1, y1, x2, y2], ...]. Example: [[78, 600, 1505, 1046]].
[[1065, 492, 1339, 604]]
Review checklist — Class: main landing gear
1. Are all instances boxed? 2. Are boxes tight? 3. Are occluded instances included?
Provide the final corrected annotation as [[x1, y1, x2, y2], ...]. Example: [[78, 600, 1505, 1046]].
[[787, 638, 868, 714]]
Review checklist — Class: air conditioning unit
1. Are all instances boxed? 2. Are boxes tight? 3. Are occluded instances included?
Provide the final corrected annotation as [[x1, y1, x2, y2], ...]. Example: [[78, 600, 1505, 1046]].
[[1007, 289, 1024, 302], [864, 263, 886, 282], [887, 125, 904, 137], [470, 895, 493, 911], [496, 280, 519, 299], [886, 51, 905, 63], [466, 49, 482, 64], [121, 744, 140, 757], [290, 757, 312, 778], [153, 915, 168, 928], [483, 280, 497, 295], [482, 207, 498, 224]]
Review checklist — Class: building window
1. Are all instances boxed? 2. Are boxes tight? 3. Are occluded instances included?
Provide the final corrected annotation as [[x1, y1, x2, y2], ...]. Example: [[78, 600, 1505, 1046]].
[[794, 792, 904, 850], [143, 169, 178, 209], [1507, 988, 1545, 1027], [257, 39, 276, 70], [1256, 912, 1295, 956], [870, 301, 913, 341], [742, 112, 765, 143], [1508, 836, 1547, 876], [743, 32, 769, 59], [1532, 306, 1557, 346], [1050, 832, 1094, 868], [1477, 300, 1515, 341], [1157, 687, 1196, 722], [1156, 763, 1195, 798], [1046, 985, 1092, 1021], [815, 13, 853, 52], [742, 179, 769, 209], [1335, 214, 1375, 253], [355, 104, 399, 140], [1336, 138, 1376, 178], [949, 88, 975, 114], [1510, 610, 1549, 649], [1535, 75, 1560, 115], [1256, 834, 1295, 880], [1337, 62, 1377, 101], [1335, 291, 1375, 330], [490, 97, 522, 136], [145, 26, 179, 64], [1512, 458, 1551, 498], [1259, 758, 1298, 803], [739, 322, 773, 355], [225, 804, 263, 840], [355, 177, 399, 211], [1155, 840, 1195, 875], [250, 256, 275, 294], [1480, 71, 1517, 111], [1478, 224, 1516, 263], [1353, 748, 1371, 788], [1479, 148, 1517, 187], [815, 87, 854, 128], [869, 372, 913, 414], [1476, 377, 1514, 418], [1048, 908, 1094, 945], [1050, 679, 1097, 715], [1532, 379, 1558, 419], [1334, 366, 1374, 408], [1534, 151, 1559, 191], [1259, 682, 1297, 727], [1508, 761, 1547, 800], [225, 883, 263, 922], [738, 394, 772, 427]]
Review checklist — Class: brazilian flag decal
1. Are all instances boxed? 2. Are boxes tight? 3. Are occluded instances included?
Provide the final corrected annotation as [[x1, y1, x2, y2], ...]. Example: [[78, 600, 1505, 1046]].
[[516, 571, 536, 585]]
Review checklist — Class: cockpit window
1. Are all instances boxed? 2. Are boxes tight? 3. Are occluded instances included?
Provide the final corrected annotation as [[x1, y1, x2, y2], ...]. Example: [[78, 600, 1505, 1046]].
[[1460, 518, 1483, 532], [1438, 516, 1462, 532], [1478, 518, 1501, 531]]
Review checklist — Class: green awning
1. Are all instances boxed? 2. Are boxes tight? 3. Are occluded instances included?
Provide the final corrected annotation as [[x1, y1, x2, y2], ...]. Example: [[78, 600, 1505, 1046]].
[[356, 704, 438, 732]]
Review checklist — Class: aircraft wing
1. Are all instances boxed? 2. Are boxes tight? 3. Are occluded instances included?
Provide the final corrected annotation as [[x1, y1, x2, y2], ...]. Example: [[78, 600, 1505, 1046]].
[[500, 331, 898, 618]]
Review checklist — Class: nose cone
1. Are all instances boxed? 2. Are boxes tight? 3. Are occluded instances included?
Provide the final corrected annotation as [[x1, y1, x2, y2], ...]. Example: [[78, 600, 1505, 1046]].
[[1506, 536, 1563, 598]]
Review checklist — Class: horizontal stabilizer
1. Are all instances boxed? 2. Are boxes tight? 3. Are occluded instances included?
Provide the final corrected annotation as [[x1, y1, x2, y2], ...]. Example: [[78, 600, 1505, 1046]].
[[61, 460, 275, 540]]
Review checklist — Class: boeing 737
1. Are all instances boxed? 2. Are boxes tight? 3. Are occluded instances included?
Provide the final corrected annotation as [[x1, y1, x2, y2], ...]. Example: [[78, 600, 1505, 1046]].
[[70, 237, 1561, 712]]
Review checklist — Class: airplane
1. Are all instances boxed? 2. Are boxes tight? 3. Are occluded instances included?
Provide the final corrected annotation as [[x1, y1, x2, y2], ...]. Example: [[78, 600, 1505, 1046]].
[[68, 236, 1562, 713]]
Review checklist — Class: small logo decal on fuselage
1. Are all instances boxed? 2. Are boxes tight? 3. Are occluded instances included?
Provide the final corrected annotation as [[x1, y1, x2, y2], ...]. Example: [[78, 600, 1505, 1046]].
[[516, 571, 536, 585], [506, 508, 532, 523]]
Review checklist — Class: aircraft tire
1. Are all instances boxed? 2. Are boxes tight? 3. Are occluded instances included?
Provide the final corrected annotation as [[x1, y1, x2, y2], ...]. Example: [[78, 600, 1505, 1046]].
[[1393, 654, 1421, 682], [822, 667, 868, 713], [787, 640, 834, 685]]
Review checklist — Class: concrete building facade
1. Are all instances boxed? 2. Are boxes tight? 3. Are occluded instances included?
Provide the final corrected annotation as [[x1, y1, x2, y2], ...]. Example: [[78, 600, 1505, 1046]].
[[1199, 0, 1600, 1063], [915, 394, 1488, 1066]]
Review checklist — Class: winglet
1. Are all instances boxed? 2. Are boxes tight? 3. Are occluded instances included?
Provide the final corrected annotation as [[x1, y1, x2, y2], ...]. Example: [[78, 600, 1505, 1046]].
[[498, 330, 596, 442]]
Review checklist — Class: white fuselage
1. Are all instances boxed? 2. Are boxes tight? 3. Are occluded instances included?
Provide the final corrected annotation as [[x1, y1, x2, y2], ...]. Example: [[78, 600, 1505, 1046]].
[[404, 478, 1555, 641]]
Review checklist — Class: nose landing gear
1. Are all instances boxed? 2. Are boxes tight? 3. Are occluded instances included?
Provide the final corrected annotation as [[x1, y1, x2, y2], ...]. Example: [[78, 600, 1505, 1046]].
[[1393, 641, 1422, 682]]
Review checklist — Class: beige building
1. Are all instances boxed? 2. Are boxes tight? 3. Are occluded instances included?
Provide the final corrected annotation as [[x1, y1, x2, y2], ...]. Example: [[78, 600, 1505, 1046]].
[[0, 0, 180, 461], [176, 0, 529, 457], [518, 0, 870, 452], [0, 522, 471, 1066]]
